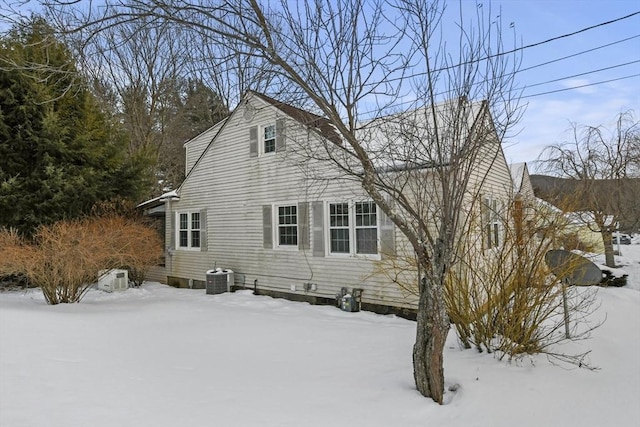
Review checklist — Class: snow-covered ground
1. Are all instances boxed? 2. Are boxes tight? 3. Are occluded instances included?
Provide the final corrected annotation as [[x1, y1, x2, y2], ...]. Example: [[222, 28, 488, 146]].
[[1, 245, 639, 427]]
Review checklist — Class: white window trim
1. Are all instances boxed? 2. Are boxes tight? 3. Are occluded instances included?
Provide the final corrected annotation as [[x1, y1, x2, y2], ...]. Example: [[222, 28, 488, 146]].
[[273, 203, 299, 251], [324, 201, 381, 260], [262, 123, 276, 156], [176, 211, 202, 251]]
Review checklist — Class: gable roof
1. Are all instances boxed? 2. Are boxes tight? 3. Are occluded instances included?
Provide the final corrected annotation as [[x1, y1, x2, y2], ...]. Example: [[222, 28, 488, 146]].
[[249, 91, 342, 145], [356, 98, 491, 171]]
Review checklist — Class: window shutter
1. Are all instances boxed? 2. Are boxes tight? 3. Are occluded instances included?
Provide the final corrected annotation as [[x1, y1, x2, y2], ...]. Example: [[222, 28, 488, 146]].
[[378, 202, 396, 259], [200, 209, 208, 251], [249, 126, 258, 157], [298, 202, 310, 250], [263, 205, 273, 249], [276, 118, 286, 152], [312, 202, 324, 256], [481, 195, 490, 249]]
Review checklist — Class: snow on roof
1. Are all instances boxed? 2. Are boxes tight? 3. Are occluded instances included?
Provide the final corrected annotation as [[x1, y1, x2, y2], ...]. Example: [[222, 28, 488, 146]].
[[136, 190, 179, 209], [348, 98, 489, 172]]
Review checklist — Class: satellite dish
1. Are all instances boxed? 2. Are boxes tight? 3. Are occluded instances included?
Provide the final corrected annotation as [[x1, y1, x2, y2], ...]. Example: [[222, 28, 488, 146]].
[[243, 103, 255, 122], [545, 250, 604, 286]]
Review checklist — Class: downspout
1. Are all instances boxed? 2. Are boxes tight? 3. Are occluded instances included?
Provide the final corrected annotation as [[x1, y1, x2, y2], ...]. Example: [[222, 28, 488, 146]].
[[166, 197, 173, 275]]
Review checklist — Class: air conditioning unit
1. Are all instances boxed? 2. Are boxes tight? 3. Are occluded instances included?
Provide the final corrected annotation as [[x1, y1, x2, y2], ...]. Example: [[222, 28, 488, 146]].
[[206, 268, 234, 295], [97, 269, 129, 292]]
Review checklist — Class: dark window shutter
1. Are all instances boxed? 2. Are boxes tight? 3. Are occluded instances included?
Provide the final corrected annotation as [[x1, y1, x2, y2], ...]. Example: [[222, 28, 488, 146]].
[[379, 203, 396, 259], [312, 202, 324, 257], [298, 202, 310, 250], [200, 209, 208, 252], [249, 126, 258, 157], [276, 118, 286, 152], [481, 195, 490, 249], [263, 205, 273, 249]]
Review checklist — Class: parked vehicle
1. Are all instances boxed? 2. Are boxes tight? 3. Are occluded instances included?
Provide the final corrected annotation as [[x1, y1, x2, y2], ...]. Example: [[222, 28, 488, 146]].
[[612, 234, 632, 245]]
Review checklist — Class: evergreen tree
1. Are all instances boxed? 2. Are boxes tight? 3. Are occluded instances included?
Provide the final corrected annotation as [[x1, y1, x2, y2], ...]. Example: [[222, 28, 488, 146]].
[[0, 18, 147, 235]]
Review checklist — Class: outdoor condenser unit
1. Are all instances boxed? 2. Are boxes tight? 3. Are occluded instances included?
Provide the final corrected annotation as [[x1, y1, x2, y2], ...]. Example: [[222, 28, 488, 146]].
[[97, 269, 129, 292], [206, 268, 234, 295]]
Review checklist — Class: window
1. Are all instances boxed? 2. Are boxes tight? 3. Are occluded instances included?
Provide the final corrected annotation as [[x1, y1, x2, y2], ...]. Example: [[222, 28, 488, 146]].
[[482, 196, 501, 249], [177, 211, 202, 249], [191, 212, 201, 247], [355, 201, 378, 254], [264, 125, 276, 153], [328, 201, 378, 256], [264, 203, 308, 250], [278, 205, 298, 246], [329, 203, 350, 253], [250, 120, 285, 157]]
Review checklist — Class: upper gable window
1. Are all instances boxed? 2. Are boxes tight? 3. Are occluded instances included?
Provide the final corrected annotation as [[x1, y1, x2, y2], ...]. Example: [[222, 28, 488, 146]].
[[249, 120, 285, 158], [264, 125, 276, 154]]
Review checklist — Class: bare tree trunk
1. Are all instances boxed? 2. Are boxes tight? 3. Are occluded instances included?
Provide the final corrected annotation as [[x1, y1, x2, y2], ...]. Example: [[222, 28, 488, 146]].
[[413, 273, 448, 403], [602, 230, 616, 267]]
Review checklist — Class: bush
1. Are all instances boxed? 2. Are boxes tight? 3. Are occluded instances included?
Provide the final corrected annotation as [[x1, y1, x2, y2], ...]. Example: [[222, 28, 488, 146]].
[[371, 194, 601, 367], [0, 216, 162, 304], [445, 199, 601, 366]]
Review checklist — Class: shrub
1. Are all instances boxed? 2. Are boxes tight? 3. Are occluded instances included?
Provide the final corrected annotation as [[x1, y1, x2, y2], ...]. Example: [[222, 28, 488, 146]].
[[0, 215, 162, 304], [372, 194, 602, 367]]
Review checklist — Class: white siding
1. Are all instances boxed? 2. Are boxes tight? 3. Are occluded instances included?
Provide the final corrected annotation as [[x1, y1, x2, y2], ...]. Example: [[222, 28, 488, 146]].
[[184, 120, 226, 175], [165, 94, 511, 310]]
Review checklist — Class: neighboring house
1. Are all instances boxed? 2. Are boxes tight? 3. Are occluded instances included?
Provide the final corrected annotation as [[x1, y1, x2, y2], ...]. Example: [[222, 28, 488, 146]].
[[140, 91, 514, 314], [509, 162, 535, 200]]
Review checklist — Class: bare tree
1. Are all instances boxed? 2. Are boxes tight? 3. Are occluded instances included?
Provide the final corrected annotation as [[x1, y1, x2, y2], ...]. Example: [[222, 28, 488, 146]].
[[48, 0, 522, 403], [540, 112, 640, 267]]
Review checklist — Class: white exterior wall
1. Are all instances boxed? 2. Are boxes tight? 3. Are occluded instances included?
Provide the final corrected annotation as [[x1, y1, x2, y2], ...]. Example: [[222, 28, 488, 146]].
[[184, 121, 226, 175], [164, 94, 512, 310], [167, 95, 416, 309]]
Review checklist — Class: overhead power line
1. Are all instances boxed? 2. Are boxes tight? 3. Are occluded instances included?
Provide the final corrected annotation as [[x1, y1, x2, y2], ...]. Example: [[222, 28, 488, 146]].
[[412, 11, 640, 79], [518, 34, 640, 73], [524, 60, 640, 89], [521, 74, 640, 99]]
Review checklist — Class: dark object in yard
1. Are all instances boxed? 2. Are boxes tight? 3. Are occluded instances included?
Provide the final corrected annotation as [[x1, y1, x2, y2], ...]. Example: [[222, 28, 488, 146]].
[[612, 234, 632, 245], [335, 287, 363, 312], [600, 270, 628, 287], [0, 273, 32, 290], [545, 250, 604, 286]]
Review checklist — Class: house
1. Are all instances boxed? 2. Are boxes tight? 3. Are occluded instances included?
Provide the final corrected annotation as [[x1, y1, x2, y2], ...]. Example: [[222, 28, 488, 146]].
[[140, 91, 514, 315], [509, 162, 535, 200]]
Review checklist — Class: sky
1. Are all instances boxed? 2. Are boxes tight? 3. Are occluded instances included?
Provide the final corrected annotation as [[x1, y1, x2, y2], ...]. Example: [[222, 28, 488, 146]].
[[2, 0, 639, 168], [487, 0, 640, 168]]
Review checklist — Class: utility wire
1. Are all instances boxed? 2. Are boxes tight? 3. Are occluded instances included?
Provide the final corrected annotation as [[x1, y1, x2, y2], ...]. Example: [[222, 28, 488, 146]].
[[235, 31, 640, 117], [518, 34, 640, 73], [389, 11, 640, 84], [521, 74, 640, 99], [178, 12, 640, 122], [524, 60, 640, 89]]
